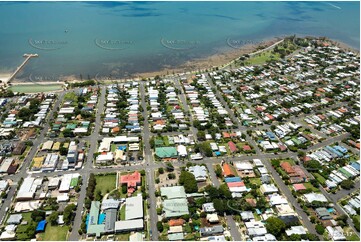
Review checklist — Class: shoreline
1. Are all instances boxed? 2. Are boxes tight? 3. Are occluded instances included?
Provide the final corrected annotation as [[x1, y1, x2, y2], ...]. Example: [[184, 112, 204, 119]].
[[2, 36, 359, 85]]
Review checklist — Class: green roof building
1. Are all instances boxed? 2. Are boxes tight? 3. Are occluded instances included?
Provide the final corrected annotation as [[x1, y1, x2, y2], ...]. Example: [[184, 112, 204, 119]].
[[87, 201, 105, 237], [66, 123, 77, 130], [155, 147, 177, 158], [163, 198, 189, 218]]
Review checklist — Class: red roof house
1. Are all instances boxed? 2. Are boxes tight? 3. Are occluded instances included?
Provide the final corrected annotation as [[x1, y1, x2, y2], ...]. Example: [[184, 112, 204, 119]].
[[293, 183, 306, 191], [222, 163, 235, 177], [228, 141, 238, 153], [119, 171, 141, 196]]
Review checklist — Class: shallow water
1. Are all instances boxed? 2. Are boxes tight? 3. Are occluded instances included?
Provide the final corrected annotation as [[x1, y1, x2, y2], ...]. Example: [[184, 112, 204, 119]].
[[0, 1, 359, 79]]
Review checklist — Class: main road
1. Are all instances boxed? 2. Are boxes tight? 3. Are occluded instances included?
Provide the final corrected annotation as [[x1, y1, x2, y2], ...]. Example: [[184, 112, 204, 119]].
[[69, 85, 106, 240], [140, 81, 159, 241]]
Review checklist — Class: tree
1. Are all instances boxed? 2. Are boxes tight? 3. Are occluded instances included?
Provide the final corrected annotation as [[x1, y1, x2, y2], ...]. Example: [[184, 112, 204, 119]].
[[179, 171, 198, 193], [31, 210, 45, 222], [62, 128, 74, 137], [197, 131, 206, 141], [213, 199, 225, 215], [315, 224, 325, 234], [158, 167, 164, 174], [219, 184, 232, 199], [204, 185, 220, 200], [304, 160, 322, 170], [48, 211, 59, 226], [165, 162, 174, 172], [265, 216, 286, 237], [215, 165, 223, 178], [157, 221, 163, 232], [122, 184, 127, 194], [26, 223, 36, 239], [168, 173, 176, 179], [95, 189, 102, 201], [59, 146, 68, 156], [340, 179, 354, 190], [289, 234, 302, 241], [63, 204, 76, 225]]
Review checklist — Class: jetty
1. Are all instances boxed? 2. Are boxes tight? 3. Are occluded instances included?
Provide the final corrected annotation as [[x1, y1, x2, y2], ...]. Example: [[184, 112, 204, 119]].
[[6, 53, 38, 84]]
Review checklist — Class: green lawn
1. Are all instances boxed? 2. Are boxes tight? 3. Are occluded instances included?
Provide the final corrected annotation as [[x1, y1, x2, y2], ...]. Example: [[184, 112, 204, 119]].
[[312, 173, 326, 184], [95, 174, 117, 196], [63, 92, 78, 102], [247, 51, 280, 65], [10, 84, 63, 93], [15, 212, 35, 240], [111, 144, 117, 152], [38, 225, 69, 241], [344, 227, 360, 241], [304, 182, 319, 192], [115, 234, 130, 241], [250, 178, 262, 186], [119, 204, 126, 220]]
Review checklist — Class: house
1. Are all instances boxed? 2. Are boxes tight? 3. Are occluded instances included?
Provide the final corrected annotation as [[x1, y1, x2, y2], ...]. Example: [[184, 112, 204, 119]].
[[163, 198, 189, 218], [326, 226, 346, 241], [240, 211, 255, 221], [285, 226, 307, 236], [245, 221, 267, 238], [222, 163, 235, 177], [304, 193, 328, 203], [260, 184, 278, 195], [227, 141, 238, 153], [169, 219, 185, 227], [199, 225, 224, 237], [7, 214, 22, 225], [207, 214, 219, 223], [315, 207, 333, 220], [188, 165, 208, 181], [12, 142, 26, 155], [293, 183, 307, 192], [235, 161, 254, 177], [177, 145, 187, 157], [202, 203, 216, 213], [119, 171, 141, 196]]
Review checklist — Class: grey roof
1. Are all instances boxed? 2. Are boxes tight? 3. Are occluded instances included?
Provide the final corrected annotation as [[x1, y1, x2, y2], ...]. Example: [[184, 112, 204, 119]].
[[101, 199, 120, 211], [168, 233, 184, 241], [7, 214, 22, 225], [315, 207, 331, 218], [114, 219, 143, 232], [285, 226, 307, 236], [160, 186, 186, 199], [203, 202, 216, 213], [200, 225, 224, 236], [188, 165, 207, 179], [125, 196, 143, 220], [240, 211, 255, 221], [163, 198, 189, 218], [104, 208, 117, 232]]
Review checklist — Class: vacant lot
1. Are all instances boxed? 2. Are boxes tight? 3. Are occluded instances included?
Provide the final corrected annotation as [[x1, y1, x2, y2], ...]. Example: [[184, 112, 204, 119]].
[[95, 174, 117, 196], [38, 225, 69, 241]]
